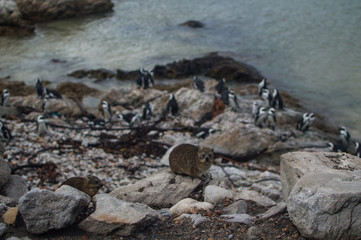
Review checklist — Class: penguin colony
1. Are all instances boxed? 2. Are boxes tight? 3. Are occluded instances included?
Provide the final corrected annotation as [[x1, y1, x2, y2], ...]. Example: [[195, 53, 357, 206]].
[[1, 72, 360, 162]]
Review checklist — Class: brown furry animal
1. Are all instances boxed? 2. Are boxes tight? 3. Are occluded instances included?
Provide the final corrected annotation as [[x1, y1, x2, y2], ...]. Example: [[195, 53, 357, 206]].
[[169, 143, 214, 179], [60, 175, 103, 197]]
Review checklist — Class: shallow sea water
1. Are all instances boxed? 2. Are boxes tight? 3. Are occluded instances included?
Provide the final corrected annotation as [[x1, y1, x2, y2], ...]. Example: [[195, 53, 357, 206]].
[[0, 0, 360, 137]]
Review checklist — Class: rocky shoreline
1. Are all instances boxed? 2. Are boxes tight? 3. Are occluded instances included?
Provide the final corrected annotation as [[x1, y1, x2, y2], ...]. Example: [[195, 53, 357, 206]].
[[0, 54, 360, 239]]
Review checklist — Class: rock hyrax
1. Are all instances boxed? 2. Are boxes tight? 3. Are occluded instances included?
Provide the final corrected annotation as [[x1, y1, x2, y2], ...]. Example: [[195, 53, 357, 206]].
[[60, 175, 103, 197], [169, 143, 214, 179]]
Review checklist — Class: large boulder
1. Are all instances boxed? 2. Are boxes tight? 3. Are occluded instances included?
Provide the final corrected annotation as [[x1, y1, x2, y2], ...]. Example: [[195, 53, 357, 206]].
[[110, 169, 203, 208], [281, 152, 361, 239], [0, 0, 34, 36], [15, 0, 114, 22], [1, 175, 28, 202], [18, 186, 91, 234], [78, 194, 158, 236]]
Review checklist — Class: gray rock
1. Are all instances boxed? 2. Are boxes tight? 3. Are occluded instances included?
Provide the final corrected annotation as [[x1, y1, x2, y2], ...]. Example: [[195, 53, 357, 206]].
[[288, 171, 361, 240], [18, 186, 90, 234], [235, 189, 276, 207], [280, 151, 361, 200], [169, 198, 213, 216], [15, 0, 114, 22], [221, 214, 254, 226], [175, 213, 208, 227], [0, 223, 7, 238], [247, 226, 263, 240], [78, 194, 158, 236], [256, 202, 287, 221], [2, 175, 28, 202], [222, 200, 248, 215], [0, 203, 9, 216], [250, 183, 281, 201], [203, 185, 233, 204], [0, 159, 11, 188], [0, 196, 16, 207], [110, 169, 202, 208]]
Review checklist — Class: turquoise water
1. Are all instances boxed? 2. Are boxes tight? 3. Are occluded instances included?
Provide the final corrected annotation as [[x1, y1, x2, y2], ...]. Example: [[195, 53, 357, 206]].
[[0, 0, 360, 137]]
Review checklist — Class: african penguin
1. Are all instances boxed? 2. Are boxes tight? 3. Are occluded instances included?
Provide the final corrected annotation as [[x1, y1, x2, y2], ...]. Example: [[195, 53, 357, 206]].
[[296, 113, 315, 132], [258, 78, 267, 97], [193, 76, 205, 92], [328, 141, 346, 153], [136, 68, 154, 89], [119, 112, 140, 127], [0, 120, 11, 141], [266, 108, 277, 130], [220, 88, 230, 106], [37, 115, 48, 136], [102, 101, 112, 123], [215, 78, 226, 94], [252, 101, 260, 119], [43, 87, 62, 99], [355, 142, 361, 158], [1, 89, 10, 107], [339, 126, 351, 147], [163, 94, 179, 116], [142, 102, 154, 120], [192, 128, 216, 139], [35, 78, 44, 98], [260, 88, 272, 107], [254, 107, 267, 128], [88, 119, 106, 129], [228, 90, 240, 112], [271, 89, 284, 110]]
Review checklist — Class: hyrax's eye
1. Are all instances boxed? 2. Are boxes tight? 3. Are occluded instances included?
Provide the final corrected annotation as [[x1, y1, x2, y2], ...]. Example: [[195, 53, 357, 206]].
[[202, 153, 205, 158]]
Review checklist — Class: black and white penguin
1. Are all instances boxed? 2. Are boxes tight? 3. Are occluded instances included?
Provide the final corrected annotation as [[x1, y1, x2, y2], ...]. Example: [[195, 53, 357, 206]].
[[355, 142, 361, 158], [220, 88, 230, 106], [228, 90, 240, 111], [0, 120, 11, 141], [271, 89, 284, 110], [35, 78, 44, 98], [258, 78, 267, 97], [192, 128, 216, 138], [193, 76, 205, 92], [215, 78, 226, 94], [36, 115, 48, 136], [142, 102, 154, 120], [260, 88, 272, 107], [43, 87, 62, 99], [136, 68, 154, 89], [296, 113, 315, 132], [164, 94, 179, 116], [254, 107, 267, 128], [102, 100, 112, 123], [251, 101, 260, 118], [119, 112, 140, 127], [339, 126, 351, 147], [266, 108, 277, 130], [328, 141, 346, 153], [1, 89, 10, 107]]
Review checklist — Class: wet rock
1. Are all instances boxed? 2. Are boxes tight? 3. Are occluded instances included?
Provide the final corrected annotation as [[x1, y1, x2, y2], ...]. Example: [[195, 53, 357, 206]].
[[110, 169, 203, 208], [235, 189, 276, 207], [0, 158, 10, 188], [16, 0, 114, 22], [180, 20, 204, 28], [68, 68, 116, 81], [153, 53, 263, 83], [78, 194, 158, 236], [221, 214, 254, 226], [222, 200, 248, 215], [256, 201, 287, 221], [280, 151, 361, 200], [288, 171, 361, 240], [18, 186, 90, 234], [1, 175, 28, 202], [0, 223, 7, 238], [0, 0, 34, 36], [2, 207, 18, 225], [55, 81, 100, 102], [169, 198, 213, 216], [203, 185, 233, 204]]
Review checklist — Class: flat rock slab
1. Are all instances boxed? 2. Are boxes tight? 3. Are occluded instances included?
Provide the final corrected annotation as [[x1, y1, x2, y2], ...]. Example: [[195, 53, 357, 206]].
[[235, 189, 276, 207], [78, 194, 158, 236], [110, 169, 202, 208], [280, 151, 361, 199]]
